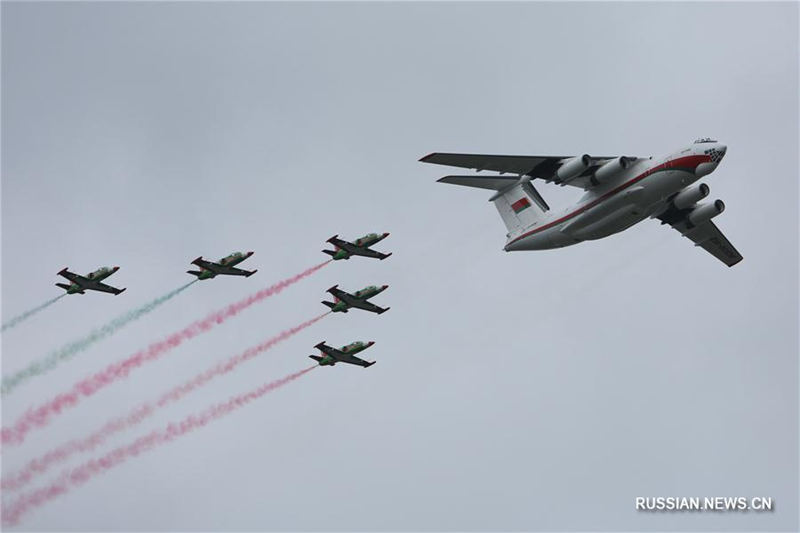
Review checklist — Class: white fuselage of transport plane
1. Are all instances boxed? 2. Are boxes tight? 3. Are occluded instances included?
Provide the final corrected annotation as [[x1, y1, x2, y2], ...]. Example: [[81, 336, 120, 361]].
[[504, 142, 726, 251], [421, 139, 740, 266]]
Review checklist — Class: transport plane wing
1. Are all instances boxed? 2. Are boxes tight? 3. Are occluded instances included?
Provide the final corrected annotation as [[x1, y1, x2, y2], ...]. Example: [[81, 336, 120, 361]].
[[656, 215, 743, 267], [420, 152, 629, 189]]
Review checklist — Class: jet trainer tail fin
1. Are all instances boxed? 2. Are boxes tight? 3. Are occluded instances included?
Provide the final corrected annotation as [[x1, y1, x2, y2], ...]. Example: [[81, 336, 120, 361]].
[[438, 175, 549, 234]]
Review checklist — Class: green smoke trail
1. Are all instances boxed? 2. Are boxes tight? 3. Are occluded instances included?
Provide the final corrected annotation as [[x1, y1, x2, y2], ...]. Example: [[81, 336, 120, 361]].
[[1, 295, 66, 333], [1, 280, 197, 395]]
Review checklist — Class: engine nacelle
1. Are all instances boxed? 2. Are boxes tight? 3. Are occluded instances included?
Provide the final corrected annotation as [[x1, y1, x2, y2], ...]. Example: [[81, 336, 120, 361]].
[[673, 183, 710, 210], [688, 199, 725, 226], [556, 154, 591, 182], [592, 156, 635, 185]]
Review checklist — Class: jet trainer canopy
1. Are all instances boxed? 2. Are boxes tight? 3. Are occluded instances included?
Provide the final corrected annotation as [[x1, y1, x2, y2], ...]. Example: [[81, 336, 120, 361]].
[[693, 138, 718, 144]]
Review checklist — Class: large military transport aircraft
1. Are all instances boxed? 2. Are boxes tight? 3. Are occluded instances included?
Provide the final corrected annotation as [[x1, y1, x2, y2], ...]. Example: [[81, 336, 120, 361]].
[[322, 284, 390, 314], [421, 139, 742, 266], [310, 341, 376, 367], [187, 251, 257, 280], [56, 266, 126, 295], [323, 233, 391, 260]]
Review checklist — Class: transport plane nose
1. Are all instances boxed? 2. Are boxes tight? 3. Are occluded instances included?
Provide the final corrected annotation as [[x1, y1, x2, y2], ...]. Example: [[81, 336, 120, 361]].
[[696, 144, 727, 177]]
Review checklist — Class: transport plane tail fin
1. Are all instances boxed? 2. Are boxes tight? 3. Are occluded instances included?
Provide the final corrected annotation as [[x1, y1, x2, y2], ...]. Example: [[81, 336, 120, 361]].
[[437, 175, 548, 233]]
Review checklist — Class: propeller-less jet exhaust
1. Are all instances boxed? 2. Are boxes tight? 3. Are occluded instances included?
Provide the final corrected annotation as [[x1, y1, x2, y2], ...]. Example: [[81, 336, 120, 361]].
[[56, 266, 126, 295], [322, 284, 390, 314], [188, 251, 257, 280], [323, 233, 391, 260], [310, 341, 376, 368], [421, 138, 742, 267]]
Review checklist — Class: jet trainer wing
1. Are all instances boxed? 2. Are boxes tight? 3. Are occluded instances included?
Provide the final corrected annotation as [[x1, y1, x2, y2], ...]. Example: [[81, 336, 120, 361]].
[[326, 286, 350, 301], [348, 300, 389, 314], [87, 281, 126, 295], [327, 237, 391, 260], [656, 216, 743, 267], [57, 269, 84, 283], [192, 258, 256, 277], [420, 152, 623, 189], [314, 342, 341, 358], [335, 353, 376, 368]]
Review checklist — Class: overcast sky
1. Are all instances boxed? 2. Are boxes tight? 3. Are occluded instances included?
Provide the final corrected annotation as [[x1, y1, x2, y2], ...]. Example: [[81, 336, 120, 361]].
[[2, 2, 797, 531]]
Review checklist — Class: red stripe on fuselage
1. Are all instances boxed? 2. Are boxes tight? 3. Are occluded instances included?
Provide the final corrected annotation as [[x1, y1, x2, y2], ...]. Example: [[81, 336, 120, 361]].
[[507, 154, 711, 246]]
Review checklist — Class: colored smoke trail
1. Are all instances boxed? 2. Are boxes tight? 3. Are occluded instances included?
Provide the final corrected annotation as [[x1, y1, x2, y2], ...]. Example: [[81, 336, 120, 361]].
[[1, 366, 316, 527], [1, 261, 329, 446], [1, 281, 198, 395], [1, 312, 329, 492], [1, 294, 66, 333]]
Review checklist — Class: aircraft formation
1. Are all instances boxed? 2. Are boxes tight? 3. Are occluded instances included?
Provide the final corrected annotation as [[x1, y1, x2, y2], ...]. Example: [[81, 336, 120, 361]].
[[3, 140, 744, 526], [48, 235, 393, 368]]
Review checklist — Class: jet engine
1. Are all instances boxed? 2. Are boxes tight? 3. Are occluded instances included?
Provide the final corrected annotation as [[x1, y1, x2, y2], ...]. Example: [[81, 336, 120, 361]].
[[556, 154, 591, 182], [673, 183, 710, 210], [688, 199, 725, 226], [592, 156, 634, 185]]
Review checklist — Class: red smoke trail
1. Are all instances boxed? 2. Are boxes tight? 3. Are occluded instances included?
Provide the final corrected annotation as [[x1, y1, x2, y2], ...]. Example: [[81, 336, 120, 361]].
[[1, 366, 316, 527], [1, 312, 328, 492], [1, 261, 329, 447]]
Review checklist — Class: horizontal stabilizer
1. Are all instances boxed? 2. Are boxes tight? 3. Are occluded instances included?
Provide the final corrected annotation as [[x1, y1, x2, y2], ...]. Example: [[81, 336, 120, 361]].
[[55, 283, 71, 291], [186, 270, 203, 277], [309, 355, 325, 363], [321, 300, 336, 309], [377, 307, 390, 314], [437, 175, 519, 190], [322, 249, 337, 257]]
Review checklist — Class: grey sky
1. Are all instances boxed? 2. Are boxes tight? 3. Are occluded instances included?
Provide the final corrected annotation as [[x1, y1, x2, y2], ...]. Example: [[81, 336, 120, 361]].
[[2, 1, 797, 531]]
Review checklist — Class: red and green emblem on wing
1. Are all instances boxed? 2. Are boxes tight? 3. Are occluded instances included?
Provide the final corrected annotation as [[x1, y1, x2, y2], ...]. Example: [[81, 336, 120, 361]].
[[511, 197, 531, 214]]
